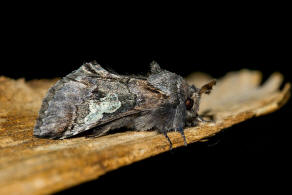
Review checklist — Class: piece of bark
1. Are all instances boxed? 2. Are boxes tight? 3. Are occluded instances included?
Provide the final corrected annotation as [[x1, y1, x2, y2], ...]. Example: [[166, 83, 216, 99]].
[[0, 70, 290, 194]]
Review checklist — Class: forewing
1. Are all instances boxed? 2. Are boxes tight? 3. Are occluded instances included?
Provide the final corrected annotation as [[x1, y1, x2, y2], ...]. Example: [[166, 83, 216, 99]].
[[34, 62, 138, 138]]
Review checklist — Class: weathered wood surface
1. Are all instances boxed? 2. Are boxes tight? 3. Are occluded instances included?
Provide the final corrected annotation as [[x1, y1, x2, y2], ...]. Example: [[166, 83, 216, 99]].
[[0, 70, 290, 194]]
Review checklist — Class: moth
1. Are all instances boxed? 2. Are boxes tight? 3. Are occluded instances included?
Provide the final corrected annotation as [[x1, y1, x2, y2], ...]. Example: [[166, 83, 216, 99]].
[[34, 61, 215, 149]]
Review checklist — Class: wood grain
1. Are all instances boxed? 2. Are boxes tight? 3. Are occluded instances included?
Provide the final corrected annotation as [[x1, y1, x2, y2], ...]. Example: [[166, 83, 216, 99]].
[[0, 70, 290, 194]]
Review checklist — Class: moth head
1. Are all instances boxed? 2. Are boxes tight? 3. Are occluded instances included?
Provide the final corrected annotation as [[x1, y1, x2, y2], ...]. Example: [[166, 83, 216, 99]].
[[186, 80, 216, 112]]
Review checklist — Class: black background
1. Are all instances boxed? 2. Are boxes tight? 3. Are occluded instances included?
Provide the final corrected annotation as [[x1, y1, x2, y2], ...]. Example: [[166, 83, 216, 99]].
[[1, 6, 291, 193]]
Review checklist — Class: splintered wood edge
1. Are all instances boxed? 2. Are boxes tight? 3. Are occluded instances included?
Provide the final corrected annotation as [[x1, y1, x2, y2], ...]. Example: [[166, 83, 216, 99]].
[[0, 73, 290, 195]]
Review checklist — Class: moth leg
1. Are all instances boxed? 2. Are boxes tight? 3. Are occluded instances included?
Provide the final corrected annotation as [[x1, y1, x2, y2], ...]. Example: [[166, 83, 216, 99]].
[[197, 109, 215, 123], [86, 116, 135, 138], [85, 126, 111, 138], [186, 113, 215, 127], [178, 127, 187, 146], [197, 115, 214, 123], [163, 132, 173, 150], [189, 115, 209, 126]]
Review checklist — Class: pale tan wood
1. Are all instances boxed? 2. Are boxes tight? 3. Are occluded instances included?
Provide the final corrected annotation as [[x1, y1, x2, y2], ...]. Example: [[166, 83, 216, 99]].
[[0, 70, 290, 194]]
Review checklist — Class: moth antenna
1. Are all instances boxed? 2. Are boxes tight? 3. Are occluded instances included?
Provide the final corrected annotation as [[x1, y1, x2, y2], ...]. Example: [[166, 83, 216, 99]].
[[199, 79, 216, 95], [150, 61, 162, 74]]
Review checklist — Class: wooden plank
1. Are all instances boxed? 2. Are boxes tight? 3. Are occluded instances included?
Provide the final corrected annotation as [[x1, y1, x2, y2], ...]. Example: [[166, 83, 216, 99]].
[[0, 70, 290, 194]]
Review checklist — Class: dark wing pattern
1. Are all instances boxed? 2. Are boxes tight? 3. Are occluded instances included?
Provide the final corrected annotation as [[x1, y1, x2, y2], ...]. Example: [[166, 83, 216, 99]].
[[34, 62, 139, 138]]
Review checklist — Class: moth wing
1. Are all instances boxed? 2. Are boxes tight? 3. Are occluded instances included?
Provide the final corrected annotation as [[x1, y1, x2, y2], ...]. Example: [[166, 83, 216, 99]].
[[34, 62, 140, 138]]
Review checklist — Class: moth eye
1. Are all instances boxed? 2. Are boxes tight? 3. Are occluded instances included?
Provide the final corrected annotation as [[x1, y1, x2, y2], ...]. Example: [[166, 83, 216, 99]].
[[185, 98, 194, 110]]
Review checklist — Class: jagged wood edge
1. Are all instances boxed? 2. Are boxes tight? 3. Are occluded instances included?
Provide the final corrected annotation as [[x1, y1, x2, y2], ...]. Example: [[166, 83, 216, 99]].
[[0, 75, 290, 195]]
